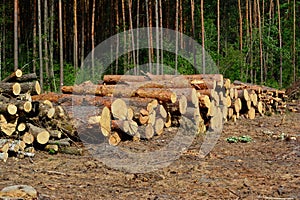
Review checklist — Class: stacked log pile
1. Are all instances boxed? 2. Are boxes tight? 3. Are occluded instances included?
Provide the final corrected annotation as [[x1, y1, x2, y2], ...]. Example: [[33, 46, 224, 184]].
[[0, 70, 78, 162], [32, 73, 285, 147]]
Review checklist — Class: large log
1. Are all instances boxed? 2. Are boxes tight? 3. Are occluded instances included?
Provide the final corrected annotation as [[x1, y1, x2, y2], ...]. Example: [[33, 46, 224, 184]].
[[136, 88, 177, 103]]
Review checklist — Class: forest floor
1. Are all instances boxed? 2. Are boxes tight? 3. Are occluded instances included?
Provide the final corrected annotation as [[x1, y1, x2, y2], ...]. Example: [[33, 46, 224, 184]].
[[1, 111, 299, 199]]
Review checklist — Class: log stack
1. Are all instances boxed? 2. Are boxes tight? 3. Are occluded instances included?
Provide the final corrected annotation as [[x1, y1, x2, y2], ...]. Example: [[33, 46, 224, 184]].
[[29, 73, 289, 149], [0, 70, 78, 162]]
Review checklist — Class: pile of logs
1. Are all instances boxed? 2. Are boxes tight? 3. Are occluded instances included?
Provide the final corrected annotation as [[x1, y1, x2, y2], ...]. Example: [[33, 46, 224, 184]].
[[0, 70, 78, 162], [33, 73, 285, 147]]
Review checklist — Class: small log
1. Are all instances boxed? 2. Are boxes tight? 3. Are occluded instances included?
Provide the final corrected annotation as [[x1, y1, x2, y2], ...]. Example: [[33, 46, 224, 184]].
[[99, 106, 111, 137], [17, 122, 26, 132], [0, 152, 9, 162], [248, 107, 256, 120], [22, 132, 34, 144], [0, 139, 10, 153], [11, 73, 37, 83], [49, 130, 62, 139], [139, 108, 149, 125], [47, 138, 71, 146], [164, 112, 172, 128], [59, 146, 83, 155], [28, 123, 50, 145], [154, 117, 165, 135], [111, 99, 128, 120], [45, 144, 59, 152], [139, 124, 154, 140], [1, 123, 16, 136], [108, 132, 121, 146], [148, 110, 156, 125], [178, 95, 187, 114], [1, 69, 22, 82], [156, 104, 167, 119]]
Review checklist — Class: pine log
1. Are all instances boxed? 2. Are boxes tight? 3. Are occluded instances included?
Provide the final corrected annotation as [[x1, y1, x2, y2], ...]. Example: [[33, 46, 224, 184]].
[[164, 112, 172, 128], [45, 144, 59, 152], [10, 73, 37, 83], [17, 122, 26, 132], [1, 69, 22, 82], [136, 88, 177, 103], [178, 95, 187, 114], [47, 138, 70, 146], [156, 104, 167, 118], [103, 75, 150, 84], [20, 81, 41, 95], [59, 146, 83, 155], [0, 82, 21, 96], [0, 139, 10, 153], [0, 152, 9, 162], [139, 124, 154, 140], [148, 110, 156, 125], [108, 132, 121, 146], [111, 99, 128, 120], [237, 89, 250, 101], [247, 107, 256, 119], [28, 124, 50, 145], [1, 123, 16, 136], [172, 88, 199, 106], [22, 132, 35, 144], [154, 117, 165, 135], [0, 103, 17, 115], [139, 108, 149, 125], [99, 106, 111, 137]]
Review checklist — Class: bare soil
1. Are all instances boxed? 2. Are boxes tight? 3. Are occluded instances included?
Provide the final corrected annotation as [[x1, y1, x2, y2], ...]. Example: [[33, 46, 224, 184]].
[[1, 112, 299, 199]]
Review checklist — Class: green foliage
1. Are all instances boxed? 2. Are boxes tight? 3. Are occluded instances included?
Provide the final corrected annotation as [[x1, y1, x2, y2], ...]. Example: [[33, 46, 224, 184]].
[[226, 136, 239, 143], [226, 135, 252, 143]]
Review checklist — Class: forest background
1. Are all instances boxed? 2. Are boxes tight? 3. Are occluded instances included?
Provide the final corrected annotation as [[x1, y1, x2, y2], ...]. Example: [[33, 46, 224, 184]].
[[0, 0, 299, 91]]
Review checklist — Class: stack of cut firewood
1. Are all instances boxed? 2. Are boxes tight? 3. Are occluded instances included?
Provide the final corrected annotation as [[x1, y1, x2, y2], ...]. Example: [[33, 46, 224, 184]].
[[0, 70, 78, 162], [29, 73, 288, 147]]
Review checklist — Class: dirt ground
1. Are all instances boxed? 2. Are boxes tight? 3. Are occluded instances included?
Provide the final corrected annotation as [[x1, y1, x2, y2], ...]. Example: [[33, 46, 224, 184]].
[[1, 112, 299, 199]]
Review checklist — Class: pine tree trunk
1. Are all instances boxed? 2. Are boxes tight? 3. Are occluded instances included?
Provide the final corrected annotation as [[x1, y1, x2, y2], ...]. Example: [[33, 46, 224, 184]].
[[249, 0, 253, 83], [115, 0, 119, 74], [49, 0, 56, 91], [159, 0, 163, 74], [38, 0, 43, 91], [59, 0, 64, 91], [80, 0, 85, 68], [238, 0, 243, 79], [201, 0, 205, 74], [44, 0, 49, 87], [257, 0, 264, 84], [136, 0, 140, 74], [146, 0, 152, 73], [293, 0, 296, 82], [33, 0, 37, 73], [191, 0, 196, 69], [155, 0, 160, 74], [175, 0, 179, 75], [14, 0, 18, 71], [121, 0, 127, 72], [217, 0, 220, 68], [73, 0, 78, 70], [91, 0, 95, 78], [128, 0, 136, 74], [276, 0, 282, 87]]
